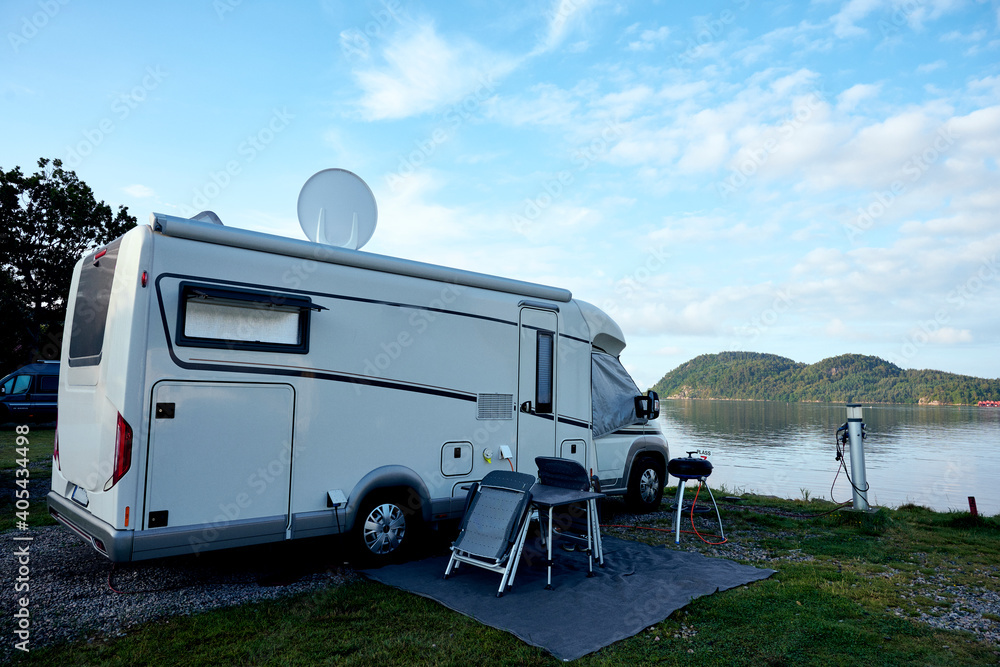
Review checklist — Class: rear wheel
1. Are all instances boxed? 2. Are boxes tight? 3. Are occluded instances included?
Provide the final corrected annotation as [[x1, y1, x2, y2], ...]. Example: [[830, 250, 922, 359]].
[[353, 492, 421, 566], [625, 456, 665, 512]]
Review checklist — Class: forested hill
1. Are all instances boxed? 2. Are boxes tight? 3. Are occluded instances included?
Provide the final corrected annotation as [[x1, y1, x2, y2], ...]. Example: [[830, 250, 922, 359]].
[[651, 352, 1000, 405]]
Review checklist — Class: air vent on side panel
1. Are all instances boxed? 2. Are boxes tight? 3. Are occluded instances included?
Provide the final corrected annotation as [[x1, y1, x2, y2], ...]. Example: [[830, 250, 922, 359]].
[[477, 394, 514, 420]]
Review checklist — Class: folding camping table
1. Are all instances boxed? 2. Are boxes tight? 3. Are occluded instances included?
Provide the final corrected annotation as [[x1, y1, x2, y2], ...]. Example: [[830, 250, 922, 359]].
[[527, 483, 605, 589]]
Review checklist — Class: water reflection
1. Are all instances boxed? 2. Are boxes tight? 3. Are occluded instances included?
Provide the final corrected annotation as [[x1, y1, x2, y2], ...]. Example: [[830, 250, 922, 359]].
[[657, 400, 1000, 514]]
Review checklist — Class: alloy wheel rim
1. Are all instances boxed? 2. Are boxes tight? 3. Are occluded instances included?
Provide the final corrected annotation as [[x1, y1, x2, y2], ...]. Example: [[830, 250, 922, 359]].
[[363, 503, 405, 554], [639, 469, 659, 503]]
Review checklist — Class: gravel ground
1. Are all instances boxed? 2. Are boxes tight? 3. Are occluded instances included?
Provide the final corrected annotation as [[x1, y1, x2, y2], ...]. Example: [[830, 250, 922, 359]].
[[2, 526, 358, 662], [3, 499, 997, 660], [891, 572, 1000, 646]]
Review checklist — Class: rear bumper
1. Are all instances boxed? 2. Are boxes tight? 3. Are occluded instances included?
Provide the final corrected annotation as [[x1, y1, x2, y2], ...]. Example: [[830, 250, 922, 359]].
[[46, 491, 133, 562]]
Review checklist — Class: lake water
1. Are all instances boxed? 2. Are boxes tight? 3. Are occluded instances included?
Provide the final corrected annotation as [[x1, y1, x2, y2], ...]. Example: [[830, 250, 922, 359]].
[[655, 399, 1000, 515]]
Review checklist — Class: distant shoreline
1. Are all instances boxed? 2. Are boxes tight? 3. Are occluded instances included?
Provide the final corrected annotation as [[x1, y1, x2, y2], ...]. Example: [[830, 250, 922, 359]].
[[652, 352, 1000, 407], [662, 396, 987, 407]]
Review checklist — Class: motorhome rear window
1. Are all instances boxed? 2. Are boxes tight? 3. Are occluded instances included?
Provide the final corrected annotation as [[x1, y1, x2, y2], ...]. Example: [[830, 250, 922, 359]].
[[176, 283, 322, 354], [68, 239, 122, 367]]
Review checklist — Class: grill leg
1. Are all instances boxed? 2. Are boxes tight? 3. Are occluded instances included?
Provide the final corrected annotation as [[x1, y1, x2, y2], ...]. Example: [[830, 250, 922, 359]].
[[704, 479, 726, 542], [673, 479, 686, 544]]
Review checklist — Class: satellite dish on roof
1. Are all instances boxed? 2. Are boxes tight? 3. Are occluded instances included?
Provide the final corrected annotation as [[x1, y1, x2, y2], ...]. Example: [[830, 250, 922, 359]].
[[296, 168, 377, 250]]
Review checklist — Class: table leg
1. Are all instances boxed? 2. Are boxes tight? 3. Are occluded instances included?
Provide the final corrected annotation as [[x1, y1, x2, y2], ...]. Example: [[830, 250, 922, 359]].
[[545, 506, 554, 590], [585, 500, 594, 576], [590, 498, 604, 566]]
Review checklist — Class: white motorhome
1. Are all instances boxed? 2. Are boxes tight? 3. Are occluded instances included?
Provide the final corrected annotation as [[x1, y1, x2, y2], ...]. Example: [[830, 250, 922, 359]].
[[48, 186, 667, 564]]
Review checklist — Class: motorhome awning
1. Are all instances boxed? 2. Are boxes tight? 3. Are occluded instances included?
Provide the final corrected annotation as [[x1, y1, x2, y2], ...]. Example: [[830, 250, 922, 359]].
[[152, 214, 573, 303]]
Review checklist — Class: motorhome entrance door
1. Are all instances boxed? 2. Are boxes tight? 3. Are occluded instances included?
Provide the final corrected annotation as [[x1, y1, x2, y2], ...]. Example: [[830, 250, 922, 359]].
[[516, 308, 558, 471], [144, 382, 294, 535]]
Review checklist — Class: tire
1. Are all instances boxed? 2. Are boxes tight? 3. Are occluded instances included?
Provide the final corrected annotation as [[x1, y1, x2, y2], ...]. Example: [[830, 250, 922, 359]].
[[352, 492, 421, 566], [625, 456, 665, 512]]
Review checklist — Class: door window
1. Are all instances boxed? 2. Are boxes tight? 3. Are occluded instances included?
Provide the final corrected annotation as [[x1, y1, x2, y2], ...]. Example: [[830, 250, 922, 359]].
[[535, 331, 554, 414], [11, 375, 31, 395]]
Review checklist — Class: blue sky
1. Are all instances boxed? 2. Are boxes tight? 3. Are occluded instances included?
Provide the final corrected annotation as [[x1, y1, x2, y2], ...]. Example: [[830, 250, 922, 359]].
[[3, 0, 999, 388]]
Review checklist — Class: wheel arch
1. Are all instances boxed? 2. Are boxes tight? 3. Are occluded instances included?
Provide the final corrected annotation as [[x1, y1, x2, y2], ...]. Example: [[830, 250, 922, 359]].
[[344, 465, 432, 532], [624, 435, 669, 480]]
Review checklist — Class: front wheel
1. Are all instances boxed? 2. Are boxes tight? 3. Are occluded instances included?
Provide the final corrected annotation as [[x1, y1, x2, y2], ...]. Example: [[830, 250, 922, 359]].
[[625, 457, 665, 512], [353, 493, 421, 566]]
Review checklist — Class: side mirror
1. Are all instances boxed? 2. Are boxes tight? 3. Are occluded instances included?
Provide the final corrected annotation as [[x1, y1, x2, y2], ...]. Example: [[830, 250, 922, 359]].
[[634, 390, 660, 420], [0, 386, 5, 396]]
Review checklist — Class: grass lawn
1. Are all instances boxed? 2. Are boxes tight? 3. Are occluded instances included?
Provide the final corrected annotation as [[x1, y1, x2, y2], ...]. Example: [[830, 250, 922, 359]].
[[1, 426, 56, 531], [10, 485, 999, 666]]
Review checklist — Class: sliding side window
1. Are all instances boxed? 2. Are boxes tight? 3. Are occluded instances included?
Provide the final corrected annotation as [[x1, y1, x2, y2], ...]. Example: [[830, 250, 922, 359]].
[[176, 283, 324, 354]]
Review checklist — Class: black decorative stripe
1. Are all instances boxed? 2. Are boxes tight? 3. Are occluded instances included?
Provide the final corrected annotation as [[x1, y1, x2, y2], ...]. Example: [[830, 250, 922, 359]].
[[557, 415, 591, 429], [155, 275, 477, 404], [159, 273, 518, 327], [520, 324, 556, 334], [518, 412, 590, 429]]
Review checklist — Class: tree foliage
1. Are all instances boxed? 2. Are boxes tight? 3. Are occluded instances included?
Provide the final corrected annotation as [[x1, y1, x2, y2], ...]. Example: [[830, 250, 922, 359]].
[[652, 351, 1000, 405], [0, 158, 136, 372]]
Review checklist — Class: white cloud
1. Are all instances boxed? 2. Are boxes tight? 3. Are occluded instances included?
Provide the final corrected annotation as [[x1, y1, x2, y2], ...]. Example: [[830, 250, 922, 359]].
[[830, 0, 883, 38], [533, 0, 595, 55], [123, 184, 154, 198], [485, 84, 580, 127], [836, 83, 882, 112], [677, 128, 730, 172], [826, 317, 849, 337], [592, 85, 654, 119], [627, 25, 669, 51], [916, 60, 946, 73], [648, 215, 780, 245], [830, 0, 963, 39], [919, 327, 973, 344], [352, 22, 515, 120], [657, 81, 712, 101], [941, 28, 987, 43]]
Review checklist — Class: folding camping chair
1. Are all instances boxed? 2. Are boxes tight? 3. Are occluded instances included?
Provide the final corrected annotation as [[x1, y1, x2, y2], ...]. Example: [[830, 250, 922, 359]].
[[444, 470, 536, 597]]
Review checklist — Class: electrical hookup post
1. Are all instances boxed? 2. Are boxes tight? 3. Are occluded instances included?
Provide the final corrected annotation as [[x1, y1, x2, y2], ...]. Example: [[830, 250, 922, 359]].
[[844, 403, 872, 512]]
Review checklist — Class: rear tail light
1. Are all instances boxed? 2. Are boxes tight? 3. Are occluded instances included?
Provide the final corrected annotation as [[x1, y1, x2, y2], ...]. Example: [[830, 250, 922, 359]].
[[108, 413, 133, 489], [53, 428, 60, 470]]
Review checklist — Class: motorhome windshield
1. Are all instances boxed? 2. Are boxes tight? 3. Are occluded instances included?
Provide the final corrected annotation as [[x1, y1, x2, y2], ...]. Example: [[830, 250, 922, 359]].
[[591, 351, 646, 437], [68, 239, 122, 367]]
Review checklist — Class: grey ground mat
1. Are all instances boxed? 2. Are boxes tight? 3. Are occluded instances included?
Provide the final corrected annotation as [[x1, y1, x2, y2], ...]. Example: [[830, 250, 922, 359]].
[[362, 535, 775, 661]]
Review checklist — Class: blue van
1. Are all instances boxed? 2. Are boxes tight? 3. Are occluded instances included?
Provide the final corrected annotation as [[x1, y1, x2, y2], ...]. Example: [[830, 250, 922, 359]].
[[0, 361, 59, 424]]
